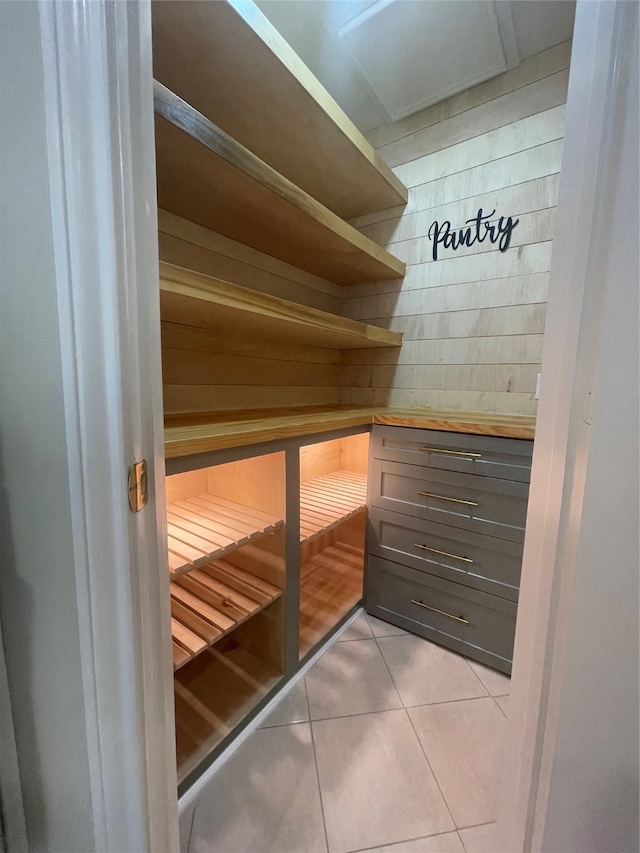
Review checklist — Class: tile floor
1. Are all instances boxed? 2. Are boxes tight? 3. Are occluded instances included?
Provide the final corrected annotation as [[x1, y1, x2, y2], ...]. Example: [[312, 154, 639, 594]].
[[181, 612, 510, 853]]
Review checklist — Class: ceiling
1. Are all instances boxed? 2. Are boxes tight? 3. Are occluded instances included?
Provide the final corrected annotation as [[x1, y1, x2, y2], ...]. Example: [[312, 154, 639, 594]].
[[256, 0, 576, 134]]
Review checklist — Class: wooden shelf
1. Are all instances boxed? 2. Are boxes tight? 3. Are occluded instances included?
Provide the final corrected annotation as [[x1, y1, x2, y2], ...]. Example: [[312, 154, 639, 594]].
[[170, 560, 282, 670], [160, 262, 403, 350], [166, 492, 283, 576], [151, 0, 407, 220], [299, 471, 367, 544], [154, 83, 405, 287], [299, 542, 364, 657], [175, 641, 281, 783], [164, 407, 537, 459]]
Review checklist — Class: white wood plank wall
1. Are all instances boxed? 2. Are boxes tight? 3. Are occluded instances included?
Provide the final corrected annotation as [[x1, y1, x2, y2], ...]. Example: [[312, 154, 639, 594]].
[[342, 41, 572, 416], [158, 210, 345, 413]]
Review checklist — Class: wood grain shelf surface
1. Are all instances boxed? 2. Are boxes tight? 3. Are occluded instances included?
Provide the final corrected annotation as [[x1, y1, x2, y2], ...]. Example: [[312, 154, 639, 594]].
[[154, 83, 405, 287], [167, 493, 283, 575], [164, 406, 536, 458], [299, 541, 364, 658], [151, 0, 407, 220], [159, 262, 403, 350], [174, 643, 281, 783], [299, 471, 367, 544], [170, 560, 282, 670]]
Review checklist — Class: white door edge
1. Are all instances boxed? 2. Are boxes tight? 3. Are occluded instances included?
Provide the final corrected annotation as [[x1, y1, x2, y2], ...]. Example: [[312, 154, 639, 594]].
[[38, 2, 178, 850]]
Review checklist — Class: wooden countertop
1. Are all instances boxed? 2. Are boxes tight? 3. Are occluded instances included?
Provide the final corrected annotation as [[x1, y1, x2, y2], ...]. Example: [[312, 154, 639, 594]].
[[164, 406, 535, 458]]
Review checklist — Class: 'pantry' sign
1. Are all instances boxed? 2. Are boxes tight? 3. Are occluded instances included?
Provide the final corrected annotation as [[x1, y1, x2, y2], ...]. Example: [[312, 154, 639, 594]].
[[427, 208, 519, 261]]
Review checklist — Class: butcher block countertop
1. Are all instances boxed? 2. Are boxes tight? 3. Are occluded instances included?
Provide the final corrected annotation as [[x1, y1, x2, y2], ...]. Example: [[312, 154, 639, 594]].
[[164, 406, 536, 458]]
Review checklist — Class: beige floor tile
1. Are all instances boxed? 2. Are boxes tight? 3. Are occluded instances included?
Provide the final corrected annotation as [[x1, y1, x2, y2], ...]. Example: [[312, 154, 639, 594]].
[[459, 822, 506, 853], [338, 613, 374, 642], [378, 635, 488, 707], [366, 613, 409, 637], [313, 710, 454, 853], [259, 679, 309, 728], [495, 695, 509, 717], [189, 724, 327, 853], [357, 830, 466, 853], [305, 638, 402, 720], [409, 698, 506, 829], [466, 660, 511, 696]]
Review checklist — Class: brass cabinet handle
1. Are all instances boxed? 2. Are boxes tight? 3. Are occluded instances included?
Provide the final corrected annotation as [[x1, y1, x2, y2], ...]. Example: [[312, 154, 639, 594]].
[[420, 447, 481, 459], [417, 490, 478, 507], [411, 599, 469, 625], [414, 543, 473, 563]]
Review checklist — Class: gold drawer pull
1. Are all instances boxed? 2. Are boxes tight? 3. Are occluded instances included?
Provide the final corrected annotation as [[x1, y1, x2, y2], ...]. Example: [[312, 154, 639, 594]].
[[414, 544, 473, 564], [420, 447, 481, 459], [417, 491, 478, 507], [411, 599, 469, 625]]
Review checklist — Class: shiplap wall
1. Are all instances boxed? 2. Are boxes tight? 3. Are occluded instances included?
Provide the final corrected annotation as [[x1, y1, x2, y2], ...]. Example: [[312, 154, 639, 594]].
[[158, 210, 346, 413], [341, 41, 572, 416]]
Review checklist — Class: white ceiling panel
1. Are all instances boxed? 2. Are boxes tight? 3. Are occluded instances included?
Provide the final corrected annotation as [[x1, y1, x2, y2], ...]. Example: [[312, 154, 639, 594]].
[[337, 0, 508, 121]]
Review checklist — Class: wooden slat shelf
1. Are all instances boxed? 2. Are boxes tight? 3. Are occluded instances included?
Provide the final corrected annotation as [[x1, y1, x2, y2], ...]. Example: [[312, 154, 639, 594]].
[[160, 262, 403, 350], [151, 0, 407, 220], [164, 407, 536, 459], [299, 471, 367, 544], [170, 560, 282, 671], [299, 542, 364, 657], [167, 493, 283, 576], [154, 82, 405, 287]]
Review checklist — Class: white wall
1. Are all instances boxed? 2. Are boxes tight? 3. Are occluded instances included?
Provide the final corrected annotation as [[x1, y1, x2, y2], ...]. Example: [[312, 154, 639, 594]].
[[0, 2, 95, 849], [540, 2, 639, 849]]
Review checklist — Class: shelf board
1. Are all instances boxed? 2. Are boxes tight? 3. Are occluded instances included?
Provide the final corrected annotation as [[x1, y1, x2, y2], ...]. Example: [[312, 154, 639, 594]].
[[299, 471, 367, 544], [154, 82, 405, 287], [175, 642, 281, 783], [171, 560, 282, 670], [151, 0, 407, 220], [160, 262, 403, 351], [167, 492, 283, 576], [299, 542, 364, 658], [164, 407, 537, 459]]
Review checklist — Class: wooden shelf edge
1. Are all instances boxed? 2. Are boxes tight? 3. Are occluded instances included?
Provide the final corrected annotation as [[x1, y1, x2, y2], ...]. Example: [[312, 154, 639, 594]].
[[159, 262, 402, 350], [154, 82, 405, 286], [164, 407, 535, 459]]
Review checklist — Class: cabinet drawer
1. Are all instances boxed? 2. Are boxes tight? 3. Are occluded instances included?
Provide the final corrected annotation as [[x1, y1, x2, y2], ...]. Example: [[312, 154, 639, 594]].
[[369, 458, 529, 543], [371, 425, 533, 483], [367, 507, 522, 601], [366, 556, 516, 673]]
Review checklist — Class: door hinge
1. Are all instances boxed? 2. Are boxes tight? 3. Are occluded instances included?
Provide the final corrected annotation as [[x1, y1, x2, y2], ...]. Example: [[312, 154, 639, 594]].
[[128, 459, 148, 513]]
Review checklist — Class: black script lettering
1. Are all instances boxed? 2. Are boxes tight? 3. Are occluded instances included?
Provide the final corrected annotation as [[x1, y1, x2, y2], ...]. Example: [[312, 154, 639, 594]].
[[427, 207, 519, 260]]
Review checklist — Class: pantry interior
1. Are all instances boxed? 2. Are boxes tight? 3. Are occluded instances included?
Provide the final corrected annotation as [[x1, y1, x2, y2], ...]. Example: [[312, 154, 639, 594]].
[[149, 0, 573, 791]]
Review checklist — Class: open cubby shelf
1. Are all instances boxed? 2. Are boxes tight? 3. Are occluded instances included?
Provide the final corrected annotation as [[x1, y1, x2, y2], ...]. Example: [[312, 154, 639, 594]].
[[160, 262, 403, 350], [154, 82, 405, 287], [299, 471, 367, 544], [175, 641, 281, 784], [167, 493, 283, 576], [170, 560, 282, 671], [299, 541, 364, 657]]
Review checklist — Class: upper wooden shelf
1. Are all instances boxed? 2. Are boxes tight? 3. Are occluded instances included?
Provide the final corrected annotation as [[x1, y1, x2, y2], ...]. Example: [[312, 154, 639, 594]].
[[159, 262, 403, 351], [151, 0, 407, 221], [164, 407, 537, 459], [154, 84, 405, 287]]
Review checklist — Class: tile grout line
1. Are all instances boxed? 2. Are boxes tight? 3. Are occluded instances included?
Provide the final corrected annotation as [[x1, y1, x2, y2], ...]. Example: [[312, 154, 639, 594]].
[[371, 631, 459, 833], [185, 803, 196, 853], [307, 679, 332, 853], [346, 827, 467, 853]]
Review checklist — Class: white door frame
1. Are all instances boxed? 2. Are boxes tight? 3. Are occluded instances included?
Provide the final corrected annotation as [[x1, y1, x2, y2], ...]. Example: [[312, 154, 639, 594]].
[[498, 1, 636, 849], [38, 1, 178, 850]]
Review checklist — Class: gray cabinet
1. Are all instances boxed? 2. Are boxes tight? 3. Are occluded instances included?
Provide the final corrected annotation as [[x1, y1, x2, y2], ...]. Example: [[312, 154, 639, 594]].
[[365, 425, 533, 674]]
